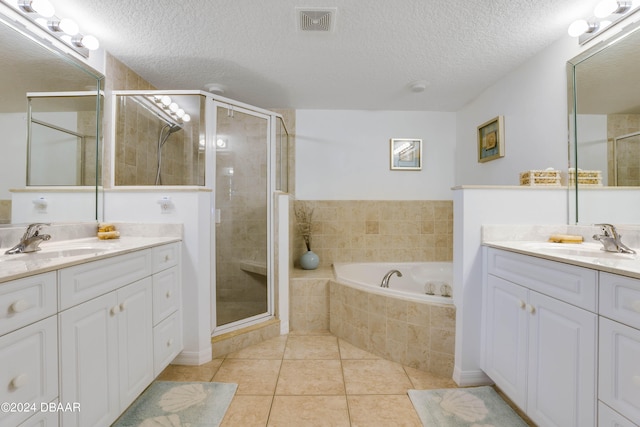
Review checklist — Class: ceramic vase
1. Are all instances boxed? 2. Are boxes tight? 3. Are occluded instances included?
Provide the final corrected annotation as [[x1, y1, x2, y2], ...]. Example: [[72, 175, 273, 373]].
[[299, 250, 319, 270]]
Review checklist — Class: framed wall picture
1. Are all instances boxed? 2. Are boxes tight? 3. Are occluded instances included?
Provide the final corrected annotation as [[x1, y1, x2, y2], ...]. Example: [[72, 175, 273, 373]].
[[477, 116, 505, 163], [390, 138, 422, 170]]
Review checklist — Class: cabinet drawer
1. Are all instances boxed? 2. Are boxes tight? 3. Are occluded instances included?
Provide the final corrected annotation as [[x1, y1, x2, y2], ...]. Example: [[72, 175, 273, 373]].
[[599, 317, 640, 423], [18, 405, 59, 427], [0, 316, 58, 427], [0, 272, 57, 336], [153, 267, 180, 325], [600, 272, 640, 329], [59, 249, 153, 310], [598, 402, 638, 427], [153, 242, 180, 273], [153, 311, 182, 377], [487, 248, 597, 311]]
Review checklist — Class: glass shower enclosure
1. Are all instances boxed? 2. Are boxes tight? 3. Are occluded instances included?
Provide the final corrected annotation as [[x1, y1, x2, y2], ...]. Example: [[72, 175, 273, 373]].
[[214, 103, 270, 327], [113, 91, 288, 335]]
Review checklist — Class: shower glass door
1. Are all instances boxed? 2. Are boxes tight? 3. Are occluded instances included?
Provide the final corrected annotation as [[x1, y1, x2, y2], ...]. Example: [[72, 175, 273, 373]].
[[214, 104, 271, 328]]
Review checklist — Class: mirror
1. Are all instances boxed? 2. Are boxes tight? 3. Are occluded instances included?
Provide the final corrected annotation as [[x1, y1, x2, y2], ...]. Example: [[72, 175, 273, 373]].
[[0, 12, 103, 224], [568, 21, 640, 223]]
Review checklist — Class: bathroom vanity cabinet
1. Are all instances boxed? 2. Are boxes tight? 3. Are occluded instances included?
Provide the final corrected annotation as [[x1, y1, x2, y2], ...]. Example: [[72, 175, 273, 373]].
[[483, 246, 640, 427], [0, 240, 182, 427], [483, 247, 597, 427]]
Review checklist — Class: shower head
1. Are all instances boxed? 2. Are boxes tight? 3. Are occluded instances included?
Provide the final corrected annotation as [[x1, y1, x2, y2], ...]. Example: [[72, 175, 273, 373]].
[[167, 124, 182, 134]]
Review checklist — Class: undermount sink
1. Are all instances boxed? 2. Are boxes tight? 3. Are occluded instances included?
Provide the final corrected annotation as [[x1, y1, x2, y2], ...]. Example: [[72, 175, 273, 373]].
[[0, 240, 115, 262], [520, 241, 638, 260]]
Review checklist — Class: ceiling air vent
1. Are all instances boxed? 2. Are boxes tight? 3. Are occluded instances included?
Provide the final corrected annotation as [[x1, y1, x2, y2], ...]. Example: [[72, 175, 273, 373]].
[[296, 7, 337, 32]]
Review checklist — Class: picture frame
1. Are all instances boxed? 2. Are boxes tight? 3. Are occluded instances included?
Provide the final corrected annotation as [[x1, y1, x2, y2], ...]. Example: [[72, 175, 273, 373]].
[[477, 116, 505, 163], [390, 138, 422, 170]]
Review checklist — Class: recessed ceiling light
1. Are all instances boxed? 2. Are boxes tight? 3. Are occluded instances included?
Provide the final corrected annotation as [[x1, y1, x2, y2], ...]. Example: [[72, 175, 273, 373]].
[[409, 80, 429, 93], [205, 83, 226, 94]]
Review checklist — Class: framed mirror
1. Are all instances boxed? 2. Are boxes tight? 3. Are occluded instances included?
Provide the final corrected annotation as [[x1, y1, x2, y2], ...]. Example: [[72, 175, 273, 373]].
[[568, 21, 640, 224], [0, 10, 103, 224]]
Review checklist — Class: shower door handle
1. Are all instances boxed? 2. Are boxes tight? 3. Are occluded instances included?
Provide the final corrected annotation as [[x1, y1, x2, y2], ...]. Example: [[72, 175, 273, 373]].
[[215, 209, 221, 224]]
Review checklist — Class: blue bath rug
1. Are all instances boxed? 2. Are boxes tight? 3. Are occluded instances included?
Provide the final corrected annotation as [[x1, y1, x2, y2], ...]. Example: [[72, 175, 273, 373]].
[[113, 381, 237, 427], [408, 386, 528, 427]]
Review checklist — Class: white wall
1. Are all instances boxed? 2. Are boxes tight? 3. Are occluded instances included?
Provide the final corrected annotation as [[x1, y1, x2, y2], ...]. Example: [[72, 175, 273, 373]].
[[295, 110, 456, 200], [455, 36, 582, 186]]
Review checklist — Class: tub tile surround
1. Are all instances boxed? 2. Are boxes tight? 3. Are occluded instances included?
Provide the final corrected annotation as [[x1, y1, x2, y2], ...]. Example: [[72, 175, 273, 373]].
[[289, 269, 455, 377], [292, 200, 453, 268], [289, 199, 455, 377], [330, 280, 455, 377]]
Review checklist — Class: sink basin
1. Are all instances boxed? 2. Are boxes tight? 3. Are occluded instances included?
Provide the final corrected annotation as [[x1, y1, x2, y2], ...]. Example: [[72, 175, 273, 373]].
[[0, 239, 117, 262], [0, 247, 109, 261], [520, 242, 638, 260]]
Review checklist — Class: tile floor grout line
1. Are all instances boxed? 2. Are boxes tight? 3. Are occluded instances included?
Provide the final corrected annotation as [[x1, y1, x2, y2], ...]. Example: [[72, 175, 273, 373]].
[[264, 332, 287, 426]]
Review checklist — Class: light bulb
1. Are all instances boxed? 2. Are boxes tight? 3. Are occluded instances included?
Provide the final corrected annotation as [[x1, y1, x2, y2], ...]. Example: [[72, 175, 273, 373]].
[[176, 109, 185, 118], [182, 114, 191, 123], [81, 35, 100, 50], [59, 18, 79, 35], [568, 19, 589, 37], [60, 34, 72, 44], [169, 102, 179, 112], [161, 96, 172, 107], [595, 0, 619, 17], [30, 0, 55, 17]]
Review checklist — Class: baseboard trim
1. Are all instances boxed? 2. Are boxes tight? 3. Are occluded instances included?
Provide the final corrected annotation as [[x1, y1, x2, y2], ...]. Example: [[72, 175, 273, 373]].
[[453, 366, 493, 387], [172, 347, 212, 366]]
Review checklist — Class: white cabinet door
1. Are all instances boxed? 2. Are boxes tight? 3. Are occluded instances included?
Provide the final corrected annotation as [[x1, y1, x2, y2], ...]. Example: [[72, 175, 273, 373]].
[[0, 316, 58, 427], [527, 291, 597, 427], [117, 278, 153, 410], [483, 274, 528, 409], [59, 292, 119, 427], [599, 317, 640, 424]]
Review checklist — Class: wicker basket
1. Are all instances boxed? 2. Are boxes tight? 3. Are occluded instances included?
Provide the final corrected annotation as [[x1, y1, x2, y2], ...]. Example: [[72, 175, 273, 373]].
[[568, 169, 602, 186], [520, 169, 562, 186]]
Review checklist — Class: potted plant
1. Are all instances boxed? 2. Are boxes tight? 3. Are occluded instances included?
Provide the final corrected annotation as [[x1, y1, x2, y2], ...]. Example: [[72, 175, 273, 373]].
[[294, 202, 319, 270]]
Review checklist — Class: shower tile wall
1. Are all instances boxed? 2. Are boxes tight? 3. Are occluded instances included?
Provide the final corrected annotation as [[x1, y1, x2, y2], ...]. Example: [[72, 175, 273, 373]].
[[104, 54, 155, 187], [292, 200, 453, 267], [216, 109, 269, 325], [105, 55, 204, 187], [608, 114, 640, 186]]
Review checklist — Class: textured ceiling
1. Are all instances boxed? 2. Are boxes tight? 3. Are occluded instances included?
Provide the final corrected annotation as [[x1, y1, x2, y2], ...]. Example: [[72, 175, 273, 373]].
[[34, 1, 600, 110]]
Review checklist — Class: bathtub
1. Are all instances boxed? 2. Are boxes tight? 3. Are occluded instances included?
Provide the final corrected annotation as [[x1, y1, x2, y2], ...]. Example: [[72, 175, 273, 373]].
[[330, 262, 455, 376], [332, 262, 454, 304]]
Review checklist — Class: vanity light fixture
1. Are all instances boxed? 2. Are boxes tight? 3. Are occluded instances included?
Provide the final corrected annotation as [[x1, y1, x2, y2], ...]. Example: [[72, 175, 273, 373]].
[[18, 0, 54, 17], [47, 18, 79, 35], [594, 0, 632, 18], [72, 34, 99, 51], [8, 0, 100, 56], [567, 19, 599, 37], [569, 0, 640, 44], [149, 95, 191, 124]]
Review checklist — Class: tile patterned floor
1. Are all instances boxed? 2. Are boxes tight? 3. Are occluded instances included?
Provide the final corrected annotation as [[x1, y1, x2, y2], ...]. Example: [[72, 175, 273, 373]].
[[157, 330, 458, 426]]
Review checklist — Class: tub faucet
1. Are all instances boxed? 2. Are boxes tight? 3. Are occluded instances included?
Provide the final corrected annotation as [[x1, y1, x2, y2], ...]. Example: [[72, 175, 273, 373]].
[[5, 223, 51, 255], [380, 269, 402, 288], [592, 223, 636, 254]]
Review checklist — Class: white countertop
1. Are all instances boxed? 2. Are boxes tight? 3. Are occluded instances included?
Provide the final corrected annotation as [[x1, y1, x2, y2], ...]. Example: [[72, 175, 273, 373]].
[[0, 236, 181, 284], [484, 240, 640, 279]]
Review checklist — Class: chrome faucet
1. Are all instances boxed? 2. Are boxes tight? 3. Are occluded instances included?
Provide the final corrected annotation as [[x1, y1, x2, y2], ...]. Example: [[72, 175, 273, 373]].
[[380, 269, 402, 288], [5, 223, 51, 255], [592, 223, 636, 254]]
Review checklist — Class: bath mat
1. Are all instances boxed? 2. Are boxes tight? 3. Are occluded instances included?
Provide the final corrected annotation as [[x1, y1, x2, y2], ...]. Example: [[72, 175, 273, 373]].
[[408, 386, 528, 427], [113, 381, 237, 427]]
